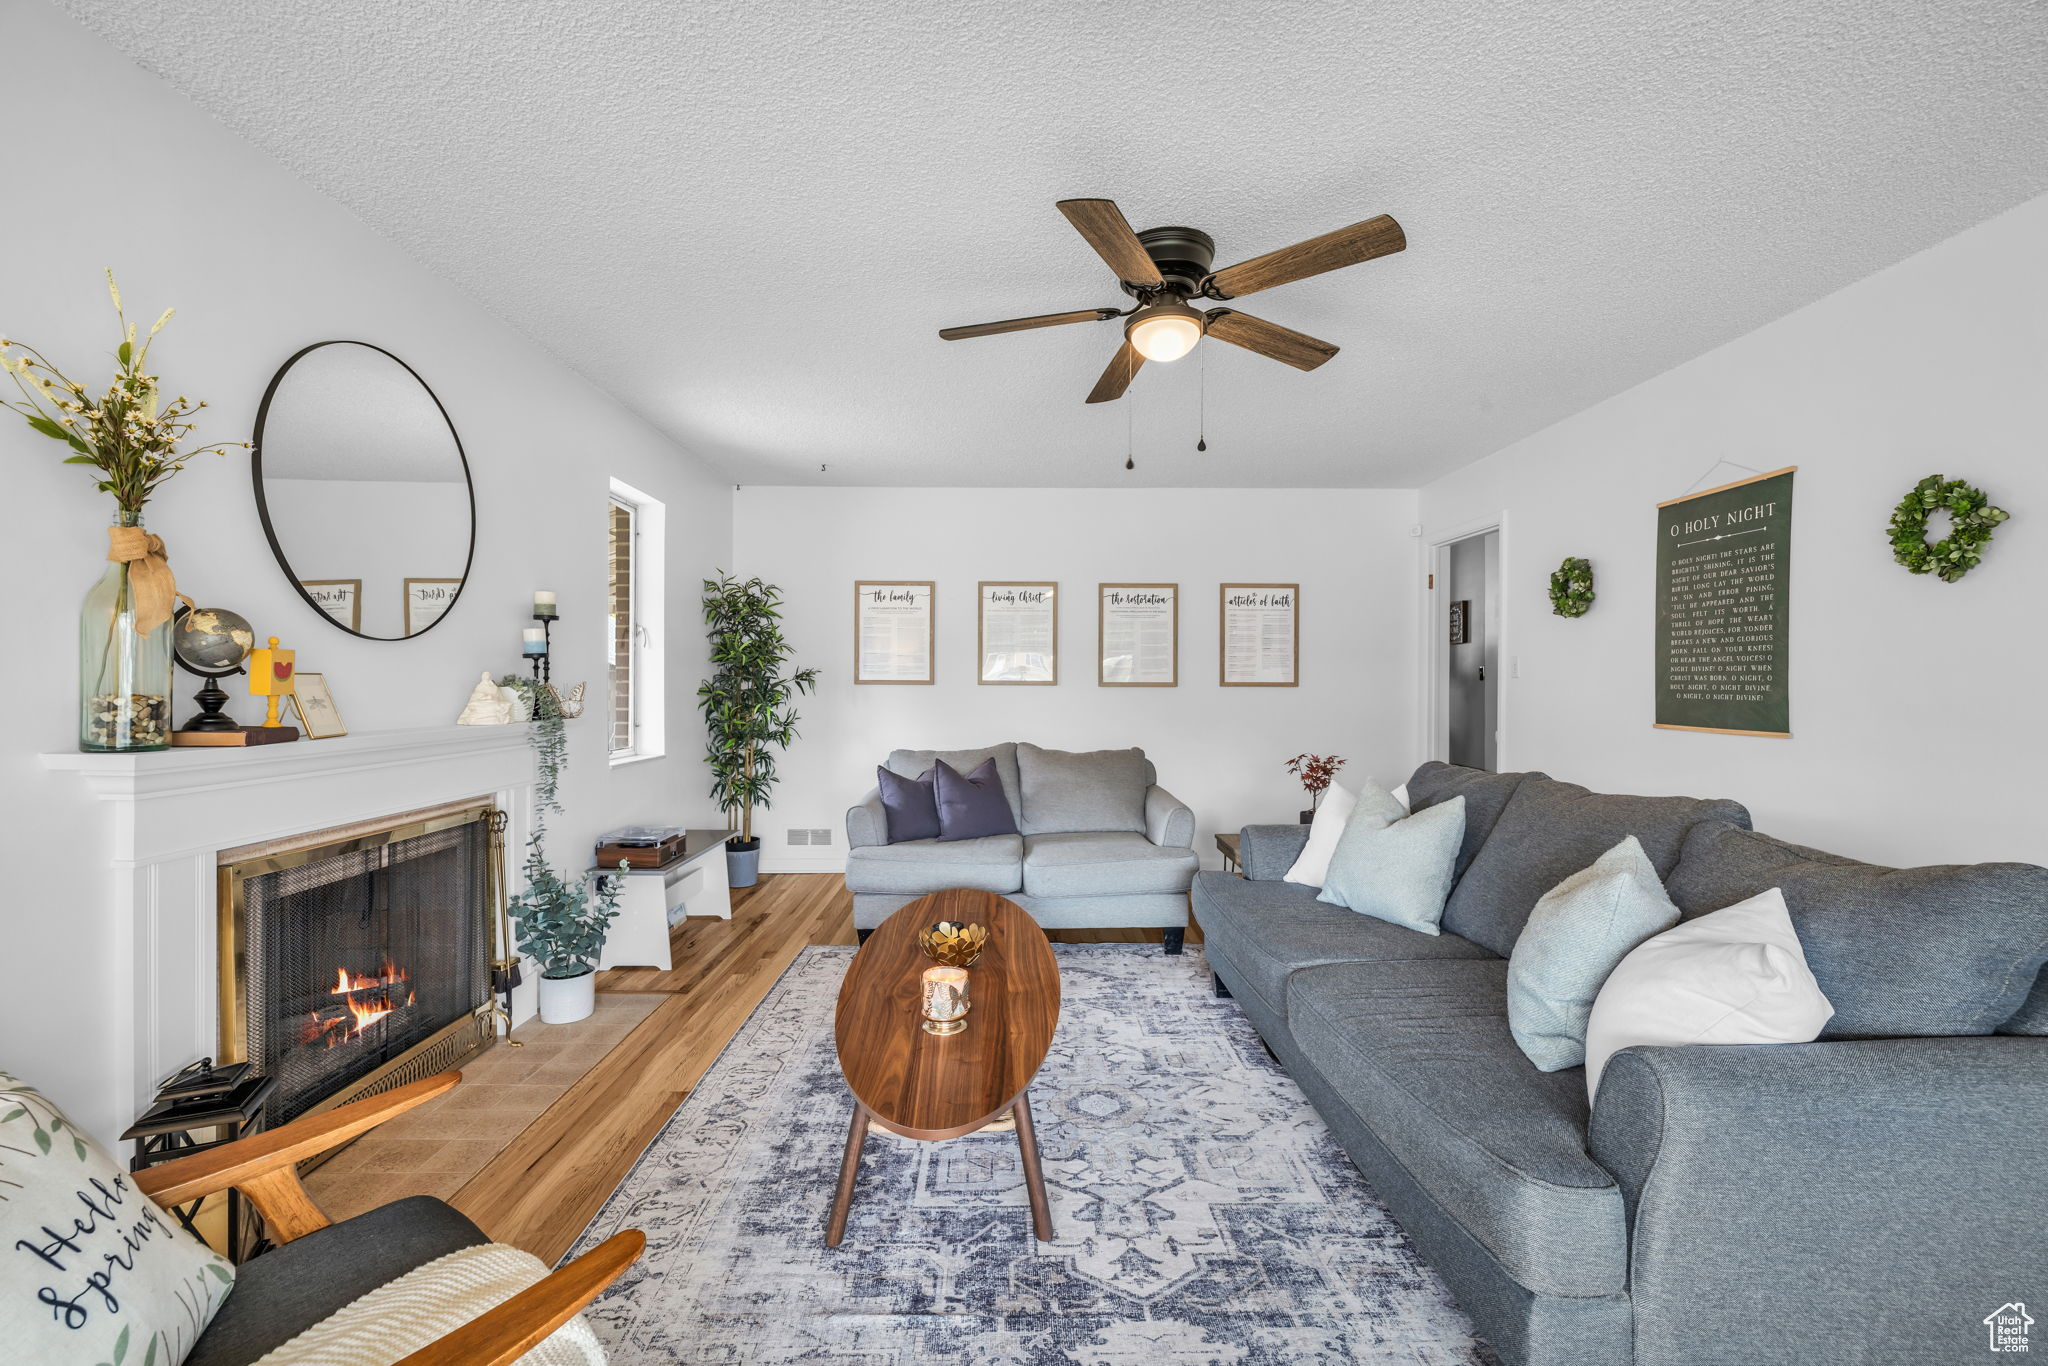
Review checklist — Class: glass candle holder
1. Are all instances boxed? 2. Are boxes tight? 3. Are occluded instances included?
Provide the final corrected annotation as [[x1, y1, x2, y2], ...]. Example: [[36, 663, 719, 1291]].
[[920, 966, 970, 1036]]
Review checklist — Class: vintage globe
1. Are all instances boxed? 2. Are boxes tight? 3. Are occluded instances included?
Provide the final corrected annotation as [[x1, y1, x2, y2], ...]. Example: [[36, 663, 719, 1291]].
[[175, 608, 256, 676]]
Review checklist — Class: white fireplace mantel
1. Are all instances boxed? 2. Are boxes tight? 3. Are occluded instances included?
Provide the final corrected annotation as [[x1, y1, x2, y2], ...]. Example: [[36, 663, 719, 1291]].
[[42, 724, 539, 1131]]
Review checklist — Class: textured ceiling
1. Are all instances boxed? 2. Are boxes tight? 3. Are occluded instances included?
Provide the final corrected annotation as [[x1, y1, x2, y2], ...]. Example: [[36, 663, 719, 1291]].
[[54, 0, 2048, 488]]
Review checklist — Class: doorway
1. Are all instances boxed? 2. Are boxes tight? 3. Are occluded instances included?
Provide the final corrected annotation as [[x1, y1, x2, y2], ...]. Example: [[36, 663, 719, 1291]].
[[1445, 530, 1499, 771]]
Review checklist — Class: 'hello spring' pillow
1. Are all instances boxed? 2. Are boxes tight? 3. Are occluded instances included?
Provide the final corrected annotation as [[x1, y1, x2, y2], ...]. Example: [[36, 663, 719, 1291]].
[[1, 1071, 235, 1366]]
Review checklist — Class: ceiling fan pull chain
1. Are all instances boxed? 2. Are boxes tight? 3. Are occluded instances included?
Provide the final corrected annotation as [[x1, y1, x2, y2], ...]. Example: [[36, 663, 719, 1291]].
[[1125, 347, 1135, 470], [1196, 339, 1208, 451]]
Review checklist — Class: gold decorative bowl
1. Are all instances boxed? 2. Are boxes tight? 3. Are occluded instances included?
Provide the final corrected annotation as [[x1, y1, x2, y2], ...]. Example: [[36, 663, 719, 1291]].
[[917, 921, 988, 968]]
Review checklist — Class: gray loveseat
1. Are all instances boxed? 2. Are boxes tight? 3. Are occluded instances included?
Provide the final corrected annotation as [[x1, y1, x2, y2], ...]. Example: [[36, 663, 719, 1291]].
[[1194, 761, 2048, 1366], [845, 741, 1198, 948]]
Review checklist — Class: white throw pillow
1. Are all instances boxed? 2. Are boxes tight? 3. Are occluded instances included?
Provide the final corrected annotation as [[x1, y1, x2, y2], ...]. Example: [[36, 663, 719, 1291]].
[[1284, 783, 1355, 886], [1285, 780, 1405, 887], [0, 1071, 235, 1366], [1390, 783, 1409, 812], [1584, 888, 1836, 1102]]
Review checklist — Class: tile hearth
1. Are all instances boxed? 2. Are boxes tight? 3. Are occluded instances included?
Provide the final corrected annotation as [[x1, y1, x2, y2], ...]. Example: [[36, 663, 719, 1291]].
[[304, 992, 664, 1223]]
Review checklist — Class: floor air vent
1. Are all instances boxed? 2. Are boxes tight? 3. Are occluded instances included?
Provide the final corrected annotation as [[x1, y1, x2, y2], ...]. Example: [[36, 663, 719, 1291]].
[[787, 828, 834, 847]]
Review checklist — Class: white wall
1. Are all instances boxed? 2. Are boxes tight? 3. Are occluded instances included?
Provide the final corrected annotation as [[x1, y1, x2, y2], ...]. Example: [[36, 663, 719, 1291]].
[[733, 488, 1422, 873], [1421, 191, 2048, 868], [0, 2, 731, 1145]]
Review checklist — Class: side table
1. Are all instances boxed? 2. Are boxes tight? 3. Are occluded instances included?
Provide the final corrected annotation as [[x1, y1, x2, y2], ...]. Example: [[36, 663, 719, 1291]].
[[1216, 831, 1242, 876], [591, 828, 735, 971]]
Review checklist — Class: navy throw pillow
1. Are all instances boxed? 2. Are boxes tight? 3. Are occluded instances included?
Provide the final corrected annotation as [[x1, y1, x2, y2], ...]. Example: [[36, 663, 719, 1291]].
[[876, 764, 941, 843], [934, 757, 1020, 842]]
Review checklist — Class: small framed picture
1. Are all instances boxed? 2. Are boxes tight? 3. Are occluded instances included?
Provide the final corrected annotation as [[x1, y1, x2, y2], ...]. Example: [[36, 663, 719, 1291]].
[[1449, 600, 1470, 645], [287, 672, 348, 739], [404, 578, 462, 635], [300, 579, 361, 632]]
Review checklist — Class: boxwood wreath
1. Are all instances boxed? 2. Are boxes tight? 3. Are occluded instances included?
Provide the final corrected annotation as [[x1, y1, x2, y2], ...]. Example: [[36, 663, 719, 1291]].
[[1548, 556, 1595, 617], [1888, 475, 2009, 583]]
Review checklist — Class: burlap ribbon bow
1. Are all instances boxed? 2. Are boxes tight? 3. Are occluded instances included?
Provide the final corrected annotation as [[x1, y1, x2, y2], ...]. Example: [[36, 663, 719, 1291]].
[[105, 524, 189, 635]]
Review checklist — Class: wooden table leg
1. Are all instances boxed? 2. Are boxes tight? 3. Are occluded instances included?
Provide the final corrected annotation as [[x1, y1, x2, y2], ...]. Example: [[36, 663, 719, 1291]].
[[1012, 1091, 1053, 1241], [825, 1104, 869, 1246]]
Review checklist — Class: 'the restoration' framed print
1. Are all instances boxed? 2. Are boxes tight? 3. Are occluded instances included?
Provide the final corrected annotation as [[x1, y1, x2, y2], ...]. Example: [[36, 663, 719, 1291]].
[[1099, 583, 1178, 686]]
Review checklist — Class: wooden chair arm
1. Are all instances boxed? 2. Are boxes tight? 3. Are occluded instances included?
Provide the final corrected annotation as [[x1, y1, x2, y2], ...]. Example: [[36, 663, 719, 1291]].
[[133, 1072, 461, 1242], [393, 1230, 645, 1366]]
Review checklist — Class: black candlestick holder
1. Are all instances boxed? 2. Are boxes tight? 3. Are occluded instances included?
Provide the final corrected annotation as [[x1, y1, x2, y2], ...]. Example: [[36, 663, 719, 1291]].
[[528, 612, 555, 685]]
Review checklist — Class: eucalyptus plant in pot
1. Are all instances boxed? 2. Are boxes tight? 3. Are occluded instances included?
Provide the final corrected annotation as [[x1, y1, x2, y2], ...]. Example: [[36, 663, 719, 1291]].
[[499, 677, 620, 1023], [698, 573, 818, 887], [508, 835, 622, 1024]]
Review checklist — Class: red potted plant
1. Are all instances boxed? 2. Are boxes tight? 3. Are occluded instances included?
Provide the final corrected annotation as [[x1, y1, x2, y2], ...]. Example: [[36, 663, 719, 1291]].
[[1286, 753, 1346, 824]]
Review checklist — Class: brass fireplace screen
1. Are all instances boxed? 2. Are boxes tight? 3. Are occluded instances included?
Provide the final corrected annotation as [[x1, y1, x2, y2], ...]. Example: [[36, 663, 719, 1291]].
[[218, 804, 496, 1129]]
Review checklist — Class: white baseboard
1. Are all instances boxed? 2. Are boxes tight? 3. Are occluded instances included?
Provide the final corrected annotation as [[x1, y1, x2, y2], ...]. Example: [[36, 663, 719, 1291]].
[[758, 853, 846, 875]]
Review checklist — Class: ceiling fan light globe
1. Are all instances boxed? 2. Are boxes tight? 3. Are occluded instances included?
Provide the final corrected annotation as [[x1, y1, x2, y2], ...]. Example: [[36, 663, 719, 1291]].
[[1126, 307, 1203, 363]]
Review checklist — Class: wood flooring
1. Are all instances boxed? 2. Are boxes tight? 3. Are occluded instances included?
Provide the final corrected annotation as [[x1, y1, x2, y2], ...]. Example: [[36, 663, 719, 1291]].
[[447, 873, 1198, 1263]]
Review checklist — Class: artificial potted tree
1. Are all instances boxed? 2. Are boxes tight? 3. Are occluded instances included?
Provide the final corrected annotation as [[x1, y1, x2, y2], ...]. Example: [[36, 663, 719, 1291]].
[[698, 572, 818, 887]]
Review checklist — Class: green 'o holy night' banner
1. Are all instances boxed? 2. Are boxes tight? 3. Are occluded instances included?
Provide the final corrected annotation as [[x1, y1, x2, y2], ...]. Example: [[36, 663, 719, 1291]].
[[1654, 467, 1795, 737]]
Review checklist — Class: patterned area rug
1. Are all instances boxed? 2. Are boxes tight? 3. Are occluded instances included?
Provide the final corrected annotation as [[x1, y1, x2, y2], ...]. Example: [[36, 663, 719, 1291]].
[[570, 945, 1495, 1364]]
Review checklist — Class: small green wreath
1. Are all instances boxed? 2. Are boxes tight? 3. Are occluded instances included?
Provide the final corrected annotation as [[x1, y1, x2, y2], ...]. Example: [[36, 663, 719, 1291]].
[[1888, 475, 2009, 583], [1548, 556, 1595, 618]]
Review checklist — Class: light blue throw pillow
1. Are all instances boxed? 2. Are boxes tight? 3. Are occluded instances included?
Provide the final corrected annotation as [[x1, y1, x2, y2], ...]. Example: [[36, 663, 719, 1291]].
[[1316, 796, 1466, 934], [1507, 835, 1681, 1071]]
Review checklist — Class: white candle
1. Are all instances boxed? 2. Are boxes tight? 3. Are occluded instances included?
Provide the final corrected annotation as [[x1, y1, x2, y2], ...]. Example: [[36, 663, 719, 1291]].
[[920, 966, 970, 1034], [522, 626, 548, 656], [533, 590, 557, 618]]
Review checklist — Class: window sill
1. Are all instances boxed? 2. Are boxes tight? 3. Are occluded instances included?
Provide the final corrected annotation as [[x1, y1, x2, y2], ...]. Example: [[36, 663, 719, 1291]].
[[608, 749, 666, 769]]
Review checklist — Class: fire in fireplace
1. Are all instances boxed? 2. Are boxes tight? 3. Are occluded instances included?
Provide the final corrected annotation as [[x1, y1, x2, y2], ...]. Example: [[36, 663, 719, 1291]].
[[220, 805, 495, 1128]]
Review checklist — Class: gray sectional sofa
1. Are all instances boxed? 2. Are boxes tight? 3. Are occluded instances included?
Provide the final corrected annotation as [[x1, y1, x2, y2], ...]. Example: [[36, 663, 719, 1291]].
[[845, 741, 1198, 947], [1194, 760, 2048, 1366]]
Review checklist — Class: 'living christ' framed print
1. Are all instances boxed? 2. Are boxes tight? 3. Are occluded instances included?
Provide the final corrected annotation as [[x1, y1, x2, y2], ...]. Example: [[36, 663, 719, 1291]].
[[978, 582, 1058, 684], [855, 581, 935, 684], [404, 578, 460, 635]]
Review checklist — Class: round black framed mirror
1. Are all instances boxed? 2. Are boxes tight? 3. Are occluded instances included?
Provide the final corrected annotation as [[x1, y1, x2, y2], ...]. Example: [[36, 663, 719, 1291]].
[[251, 341, 475, 640]]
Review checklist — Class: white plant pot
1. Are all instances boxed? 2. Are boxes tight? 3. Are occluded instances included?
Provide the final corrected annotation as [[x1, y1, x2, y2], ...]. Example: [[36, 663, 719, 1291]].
[[537, 969, 596, 1024]]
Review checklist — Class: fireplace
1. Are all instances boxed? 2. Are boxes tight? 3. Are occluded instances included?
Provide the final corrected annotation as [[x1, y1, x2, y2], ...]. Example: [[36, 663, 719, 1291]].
[[218, 803, 497, 1128]]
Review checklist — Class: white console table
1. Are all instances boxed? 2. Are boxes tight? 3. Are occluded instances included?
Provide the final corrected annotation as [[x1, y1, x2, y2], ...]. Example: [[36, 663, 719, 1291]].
[[590, 829, 733, 971]]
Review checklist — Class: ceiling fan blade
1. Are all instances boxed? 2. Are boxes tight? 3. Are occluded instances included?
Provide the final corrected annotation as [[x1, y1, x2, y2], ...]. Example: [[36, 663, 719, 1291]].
[[1085, 339, 1145, 404], [1203, 309, 1339, 371], [1204, 214, 1405, 300], [1057, 199, 1165, 288], [939, 308, 1118, 341]]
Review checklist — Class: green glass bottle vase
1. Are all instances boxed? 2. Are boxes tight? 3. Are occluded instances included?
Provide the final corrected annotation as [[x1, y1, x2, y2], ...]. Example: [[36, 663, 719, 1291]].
[[79, 512, 173, 752]]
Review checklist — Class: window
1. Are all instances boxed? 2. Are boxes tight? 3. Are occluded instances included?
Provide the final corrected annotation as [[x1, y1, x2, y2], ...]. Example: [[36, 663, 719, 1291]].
[[607, 479, 665, 763]]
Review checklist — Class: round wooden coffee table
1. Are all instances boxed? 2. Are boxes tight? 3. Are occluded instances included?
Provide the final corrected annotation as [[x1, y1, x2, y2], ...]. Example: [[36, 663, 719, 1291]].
[[828, 888, 1060, 1245]]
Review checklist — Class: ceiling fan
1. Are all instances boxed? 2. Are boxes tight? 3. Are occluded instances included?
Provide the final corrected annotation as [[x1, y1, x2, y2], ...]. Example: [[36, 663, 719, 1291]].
[[939, 198, 1405, 403]]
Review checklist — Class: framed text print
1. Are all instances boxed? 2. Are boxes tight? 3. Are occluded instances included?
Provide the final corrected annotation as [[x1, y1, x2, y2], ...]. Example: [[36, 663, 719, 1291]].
[[301, 579, 361, 632], [855, 581, 935, 684], [1099, 583, 1178, 686], [978, 582, 1058, 684], [403, 578, 461, 635], [1654, 467, 1795, 737], [1220, 583, 1299, 686]]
